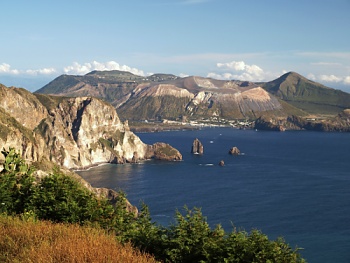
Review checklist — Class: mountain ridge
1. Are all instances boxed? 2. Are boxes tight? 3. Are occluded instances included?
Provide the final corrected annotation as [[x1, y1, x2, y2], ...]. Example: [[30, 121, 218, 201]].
[[36, 71, 350, 121], [262, 72, 350, 114]]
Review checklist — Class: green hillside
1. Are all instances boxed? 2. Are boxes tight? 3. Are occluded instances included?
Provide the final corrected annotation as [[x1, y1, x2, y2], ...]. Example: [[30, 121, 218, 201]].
[[263, 72, 350, 115]]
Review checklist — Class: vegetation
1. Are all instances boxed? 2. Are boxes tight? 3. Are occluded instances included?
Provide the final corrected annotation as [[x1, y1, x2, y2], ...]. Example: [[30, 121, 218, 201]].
[[0, 148, 306, 262], [34, 93, 68, 111], [0, 107, 34, 141], [0, 215, 157, 263]]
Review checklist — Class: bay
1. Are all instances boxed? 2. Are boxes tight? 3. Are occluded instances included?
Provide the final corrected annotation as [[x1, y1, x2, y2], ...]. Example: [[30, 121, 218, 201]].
[[78, 128, 350, 263]]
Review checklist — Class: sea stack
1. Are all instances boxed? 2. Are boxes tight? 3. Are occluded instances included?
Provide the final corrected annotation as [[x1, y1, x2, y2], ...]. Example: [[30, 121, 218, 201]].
[[229, 146, 240, 155], [191, 138, 204, 154]]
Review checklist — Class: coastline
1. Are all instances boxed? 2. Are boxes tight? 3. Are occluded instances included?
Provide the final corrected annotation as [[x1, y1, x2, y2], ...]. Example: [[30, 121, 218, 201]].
[[129, 119, 252, 133]]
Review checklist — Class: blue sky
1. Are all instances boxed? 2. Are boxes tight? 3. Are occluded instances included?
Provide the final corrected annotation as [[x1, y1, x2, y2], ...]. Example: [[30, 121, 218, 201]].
[[1, 0, 350, 92]]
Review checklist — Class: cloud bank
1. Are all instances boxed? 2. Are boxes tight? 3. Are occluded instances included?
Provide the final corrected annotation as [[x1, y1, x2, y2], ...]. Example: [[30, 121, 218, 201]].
[[0, 61, 146, 77], [0, 63, 56, 76], [308, 72, 350, 85], [0, 63, 20, 75], [63, 61, 145, 76], [207, 60, 266, 81]]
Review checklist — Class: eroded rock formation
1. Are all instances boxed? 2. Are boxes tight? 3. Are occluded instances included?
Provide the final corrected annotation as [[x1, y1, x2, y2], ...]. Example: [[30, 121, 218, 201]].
[[229, 147, 240, 155], [191, 138, 204, 154]]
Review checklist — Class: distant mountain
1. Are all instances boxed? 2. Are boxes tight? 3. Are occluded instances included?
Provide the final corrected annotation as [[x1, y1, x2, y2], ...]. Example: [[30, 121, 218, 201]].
[[36, 70, 350, 121], [262, 72, 350, 115]]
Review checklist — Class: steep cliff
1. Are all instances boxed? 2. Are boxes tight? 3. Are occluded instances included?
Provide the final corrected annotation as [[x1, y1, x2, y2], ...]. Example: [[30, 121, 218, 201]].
[[0, 84, 181, 169]]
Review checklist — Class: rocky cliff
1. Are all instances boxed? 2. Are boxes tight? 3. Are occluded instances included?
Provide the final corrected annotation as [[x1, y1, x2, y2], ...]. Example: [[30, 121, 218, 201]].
[[0, 84, 182, 169], [254, 110, 350, 132]]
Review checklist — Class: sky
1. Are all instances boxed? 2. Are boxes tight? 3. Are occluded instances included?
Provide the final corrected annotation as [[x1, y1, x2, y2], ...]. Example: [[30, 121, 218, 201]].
[[1, 0, 350, 92]]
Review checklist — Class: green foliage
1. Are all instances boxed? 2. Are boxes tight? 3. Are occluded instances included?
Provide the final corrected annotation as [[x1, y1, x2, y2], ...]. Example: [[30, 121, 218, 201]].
[[156, 144, 179, 157], [153, 207, 305, 263], [0, 148, 35, 214], [159, 206, 226, 263], [0, 149, 306, 263]]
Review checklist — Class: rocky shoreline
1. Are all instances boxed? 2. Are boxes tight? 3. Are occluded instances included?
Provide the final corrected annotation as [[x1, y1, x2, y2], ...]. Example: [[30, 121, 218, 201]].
[[254, 110, 350, 132]]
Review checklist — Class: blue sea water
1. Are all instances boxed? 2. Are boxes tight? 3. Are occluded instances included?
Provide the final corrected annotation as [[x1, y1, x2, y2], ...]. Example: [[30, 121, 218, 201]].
[[78, 128, 350, 263]]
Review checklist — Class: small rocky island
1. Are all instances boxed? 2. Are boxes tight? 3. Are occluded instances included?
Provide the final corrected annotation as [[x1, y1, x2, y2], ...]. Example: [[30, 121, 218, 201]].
[[229, 146, 240, 155], [191, 138, 204, 154]]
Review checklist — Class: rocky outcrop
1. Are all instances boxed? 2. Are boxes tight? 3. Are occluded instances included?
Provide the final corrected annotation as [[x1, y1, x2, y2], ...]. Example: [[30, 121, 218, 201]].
[[218, 160, 225, 166], [254, 112, 350, 132], [229, 147, 240, 155], [145, 143, 182, 161], [0, 84, 182, 169], [254, 116, 287, 131], [191, 138, 204, 154]]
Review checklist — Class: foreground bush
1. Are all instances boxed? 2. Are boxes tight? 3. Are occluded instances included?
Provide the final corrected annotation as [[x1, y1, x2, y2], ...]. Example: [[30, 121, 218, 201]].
[[0, 215, 157, 263], [0, 148, 306, 262]]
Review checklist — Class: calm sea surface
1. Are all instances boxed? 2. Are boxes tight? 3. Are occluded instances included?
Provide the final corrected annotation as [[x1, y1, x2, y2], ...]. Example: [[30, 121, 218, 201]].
[[78, 128, 350, 263]]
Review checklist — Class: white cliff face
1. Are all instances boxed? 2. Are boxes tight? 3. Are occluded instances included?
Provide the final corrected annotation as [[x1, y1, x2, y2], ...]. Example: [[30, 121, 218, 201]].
[[191, 91, 213, 106], [236, 87, 282, 113], [133, 84, 194, 99], [0, 85, 178, 169], [37, 97, 148, 169]]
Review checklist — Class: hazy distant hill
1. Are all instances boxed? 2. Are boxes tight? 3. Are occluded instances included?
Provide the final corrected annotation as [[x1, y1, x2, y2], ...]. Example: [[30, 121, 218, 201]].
[[36, 70, 350, 120]]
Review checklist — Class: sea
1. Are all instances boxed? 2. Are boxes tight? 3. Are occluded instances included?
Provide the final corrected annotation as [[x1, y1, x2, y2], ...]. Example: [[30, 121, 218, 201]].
[[78, 128, 350, 263]]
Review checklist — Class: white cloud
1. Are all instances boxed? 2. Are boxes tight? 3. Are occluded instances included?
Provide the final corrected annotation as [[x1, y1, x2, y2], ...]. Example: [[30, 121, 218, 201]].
[[344, 76, 350, 85], [179, 73, 189, 78], [319, 74, 342, 83], [63, 61, 145, 76], [217, 61, 246, 71], [208, 60, 265, 81], [26, 68, 56, 75], [0, 63, 19, 74], [0, 63, 56, 76], [307, 73, 316, 81], [312, 74, 350, 86]]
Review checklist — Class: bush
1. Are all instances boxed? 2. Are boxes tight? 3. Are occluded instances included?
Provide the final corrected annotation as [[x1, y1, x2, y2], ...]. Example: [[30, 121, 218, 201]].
[[0, 215, 157, 263]]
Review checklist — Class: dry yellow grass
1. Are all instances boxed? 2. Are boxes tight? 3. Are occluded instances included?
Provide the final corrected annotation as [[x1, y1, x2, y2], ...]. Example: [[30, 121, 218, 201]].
[[0, 215, 158, 263]]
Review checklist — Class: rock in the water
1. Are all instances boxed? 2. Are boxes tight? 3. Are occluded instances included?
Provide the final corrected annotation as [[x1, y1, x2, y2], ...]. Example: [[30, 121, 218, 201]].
[[229, 146, 240, 155], [130, 151, 139, 163], [219, 160, 225, 166], [191, 138, 204, 154], [146, 142, 182, 161]]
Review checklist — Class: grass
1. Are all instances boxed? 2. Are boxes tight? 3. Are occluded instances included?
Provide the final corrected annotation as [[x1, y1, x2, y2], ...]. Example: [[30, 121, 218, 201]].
[[34, 93, 69, 111], [156, 144, 178, 157], [0, 108, 34, 141], [0, 215, 157, 263]]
